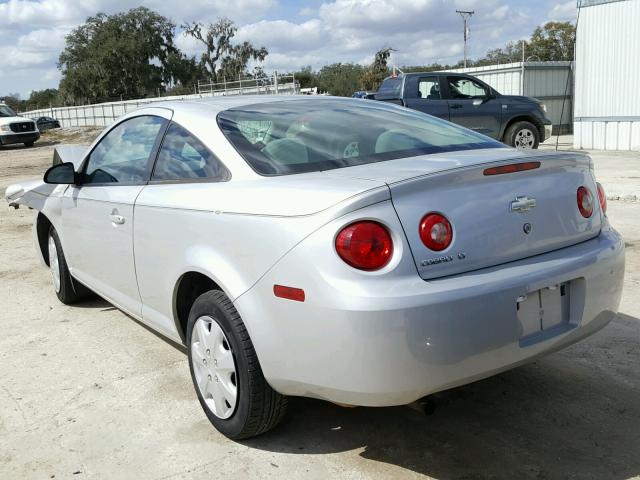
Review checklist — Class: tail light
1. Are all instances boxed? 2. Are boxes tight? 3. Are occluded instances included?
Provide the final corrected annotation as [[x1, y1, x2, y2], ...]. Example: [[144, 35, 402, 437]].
[[577, 186, 593, 218], [335, 221, 393, 271], [596, 182, 607, 214], [419, 213, 453, 251]]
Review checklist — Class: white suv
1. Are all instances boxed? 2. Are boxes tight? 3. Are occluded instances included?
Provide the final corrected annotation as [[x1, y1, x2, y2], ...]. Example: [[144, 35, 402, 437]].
[[0, 103, 40, 147]]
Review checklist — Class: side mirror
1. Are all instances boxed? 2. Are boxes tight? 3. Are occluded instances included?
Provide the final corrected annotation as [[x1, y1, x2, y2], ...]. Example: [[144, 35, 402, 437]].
[[472, 98, 484, 106], [44, 162, 76, 185]]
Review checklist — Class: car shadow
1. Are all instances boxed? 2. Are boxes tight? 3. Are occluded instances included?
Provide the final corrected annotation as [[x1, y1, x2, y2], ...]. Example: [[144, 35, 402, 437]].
[[244, 313, 640, 479], [74, 296, 187, 354]]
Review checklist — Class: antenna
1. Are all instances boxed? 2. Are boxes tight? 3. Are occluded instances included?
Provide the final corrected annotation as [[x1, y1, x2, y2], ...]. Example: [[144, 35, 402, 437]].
[[456, 10, 474, 68]]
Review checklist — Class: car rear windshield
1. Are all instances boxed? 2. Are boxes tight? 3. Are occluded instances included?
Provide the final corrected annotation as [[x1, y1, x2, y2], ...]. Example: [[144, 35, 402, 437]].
[[217, 98, 504, 176]]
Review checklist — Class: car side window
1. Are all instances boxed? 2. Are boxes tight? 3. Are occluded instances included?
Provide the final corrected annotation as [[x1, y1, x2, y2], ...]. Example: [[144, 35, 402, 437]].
[[152, 123, 230, 181], [417, 77, 441, 100], [83, 116, 165, 185], [447, 76, 488, 99]]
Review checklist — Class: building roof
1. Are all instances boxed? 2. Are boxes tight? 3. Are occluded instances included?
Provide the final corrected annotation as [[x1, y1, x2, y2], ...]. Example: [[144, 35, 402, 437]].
[[579, 0, 632, 7]]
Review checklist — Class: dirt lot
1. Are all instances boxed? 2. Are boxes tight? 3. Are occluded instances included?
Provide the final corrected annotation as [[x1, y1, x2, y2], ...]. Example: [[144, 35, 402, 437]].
[[1, 133, 639, 479]]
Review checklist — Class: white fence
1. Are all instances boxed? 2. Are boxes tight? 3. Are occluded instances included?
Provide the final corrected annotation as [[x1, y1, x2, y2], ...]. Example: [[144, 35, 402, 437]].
[[22, 75, 298, 128]]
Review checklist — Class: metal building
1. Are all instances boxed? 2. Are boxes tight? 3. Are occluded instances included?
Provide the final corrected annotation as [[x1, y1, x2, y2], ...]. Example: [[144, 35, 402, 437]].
[[574, 0, 640, 150], [447, 62, 573, 133]]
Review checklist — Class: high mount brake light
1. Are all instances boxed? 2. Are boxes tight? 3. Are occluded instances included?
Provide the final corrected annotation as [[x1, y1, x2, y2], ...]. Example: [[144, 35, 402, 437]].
[[419, 213, 453, 251], [335, 221, 393, 271], [577, 186, 594, 218], [483, 162, 541, 176]]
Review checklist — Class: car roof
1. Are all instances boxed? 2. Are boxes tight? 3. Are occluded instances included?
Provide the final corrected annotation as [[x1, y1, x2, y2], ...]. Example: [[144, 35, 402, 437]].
[[149, 94, 356, 116], [389, 72, 475, 79]]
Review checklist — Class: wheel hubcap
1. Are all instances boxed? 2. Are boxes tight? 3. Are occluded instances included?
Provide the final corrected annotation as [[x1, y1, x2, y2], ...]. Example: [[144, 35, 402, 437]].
[[190, 316, 238, 419], [514, 128, 535, 149], [48, 235, 61, 293]]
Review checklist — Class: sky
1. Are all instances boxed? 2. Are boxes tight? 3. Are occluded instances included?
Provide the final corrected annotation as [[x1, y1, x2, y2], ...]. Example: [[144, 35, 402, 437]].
[[0, 0, 576, 98]]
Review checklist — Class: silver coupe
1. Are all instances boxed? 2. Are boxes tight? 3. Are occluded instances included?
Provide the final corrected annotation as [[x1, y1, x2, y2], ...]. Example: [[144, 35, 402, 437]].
[[5, 96, 625, 439]]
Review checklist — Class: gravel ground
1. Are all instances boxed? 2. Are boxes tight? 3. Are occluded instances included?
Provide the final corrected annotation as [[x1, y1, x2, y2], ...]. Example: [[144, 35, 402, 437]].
[[1, 133, 639, 480]]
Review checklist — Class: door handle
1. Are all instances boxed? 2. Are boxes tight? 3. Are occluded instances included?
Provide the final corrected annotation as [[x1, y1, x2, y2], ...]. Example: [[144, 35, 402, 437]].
[[450, 104, 463, 109], [110, 214, 125, 225], [110, 209, 125, 225]]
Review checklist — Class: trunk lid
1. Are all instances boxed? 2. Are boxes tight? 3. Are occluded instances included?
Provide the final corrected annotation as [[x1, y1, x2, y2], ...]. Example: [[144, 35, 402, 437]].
[[325, 149, 601, 279]]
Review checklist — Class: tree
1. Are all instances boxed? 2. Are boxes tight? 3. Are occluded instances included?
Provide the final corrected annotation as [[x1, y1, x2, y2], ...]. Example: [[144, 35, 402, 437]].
[[527, 22, 576, 61], [479, 21, 575, 64], [183, 18, 268, 83], [483, 41, 524, 64], [291, 66, 315, 89], [1, 93, 23, 111], [27, 89, 61, 109], [360, 47, 394, 91], [164, 52, 205, 89], [315, 63, 365, 96], [58, 7, 179, 103]]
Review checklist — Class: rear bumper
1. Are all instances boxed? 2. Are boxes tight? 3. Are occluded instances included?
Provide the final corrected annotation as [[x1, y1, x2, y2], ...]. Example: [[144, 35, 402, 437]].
[[235, 224, 625, 406], [0, 132, 40, 145]]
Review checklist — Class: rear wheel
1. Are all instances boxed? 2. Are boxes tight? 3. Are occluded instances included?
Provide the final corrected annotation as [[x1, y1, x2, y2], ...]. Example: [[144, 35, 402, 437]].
[[504, 121, 539, 149], [187, 290, 287, 440], [47, 227, 92, 304]]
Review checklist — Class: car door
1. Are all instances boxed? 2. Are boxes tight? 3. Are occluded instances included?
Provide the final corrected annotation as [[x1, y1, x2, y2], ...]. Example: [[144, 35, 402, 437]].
[[61, 111, 170, 317], [133, 122, 231, 338], [444, 75, 502, 139], [402, 75, 450, 120]]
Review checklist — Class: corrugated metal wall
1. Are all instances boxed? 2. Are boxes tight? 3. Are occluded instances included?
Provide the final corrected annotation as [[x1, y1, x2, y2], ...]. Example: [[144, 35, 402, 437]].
[[447, 62, 573, 132], [574, 0, 640, 150]]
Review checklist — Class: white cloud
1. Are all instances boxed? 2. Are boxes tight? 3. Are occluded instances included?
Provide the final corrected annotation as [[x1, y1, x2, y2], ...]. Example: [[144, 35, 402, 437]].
[[1, 0, 574, 96], [17, 27, 69, 51], [237, 19, 326, 52], [548, 1, 575, 21], [0, 0, 276, 29]]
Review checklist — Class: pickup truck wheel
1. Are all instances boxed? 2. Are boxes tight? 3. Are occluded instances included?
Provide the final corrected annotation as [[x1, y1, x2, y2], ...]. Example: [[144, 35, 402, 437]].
[[504, 121, 539, 149], [47, 227, 92, 304], [187, 290, 287, 440]]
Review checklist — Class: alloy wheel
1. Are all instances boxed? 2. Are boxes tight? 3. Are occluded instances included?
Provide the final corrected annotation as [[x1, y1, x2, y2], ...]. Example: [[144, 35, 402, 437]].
[[514, 128, 535, 149]]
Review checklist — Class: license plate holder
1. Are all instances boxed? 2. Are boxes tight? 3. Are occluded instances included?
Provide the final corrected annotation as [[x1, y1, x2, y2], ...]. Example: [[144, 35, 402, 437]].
[[517, 282, 571, 343]]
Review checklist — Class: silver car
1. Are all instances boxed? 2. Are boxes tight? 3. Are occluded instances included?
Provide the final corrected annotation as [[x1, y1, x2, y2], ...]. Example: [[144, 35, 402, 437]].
[[5, 96, 625, 440]]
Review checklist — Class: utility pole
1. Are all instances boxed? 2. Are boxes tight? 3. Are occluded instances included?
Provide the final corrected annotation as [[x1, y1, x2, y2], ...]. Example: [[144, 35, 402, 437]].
[[456, 10, 474, 68], [521, 40, 526, 96]]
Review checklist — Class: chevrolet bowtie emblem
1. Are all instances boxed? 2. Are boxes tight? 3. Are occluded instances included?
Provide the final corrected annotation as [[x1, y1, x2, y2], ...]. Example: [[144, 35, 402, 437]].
[[511, 196, 537, 213]]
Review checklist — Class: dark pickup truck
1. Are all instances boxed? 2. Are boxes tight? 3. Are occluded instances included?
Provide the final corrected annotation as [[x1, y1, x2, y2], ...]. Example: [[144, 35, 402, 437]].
[[374, 72, 552, 149]]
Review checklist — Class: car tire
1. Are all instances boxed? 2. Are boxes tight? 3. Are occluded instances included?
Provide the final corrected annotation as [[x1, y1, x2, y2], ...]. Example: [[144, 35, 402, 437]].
[[24, 142, 35, 148], [187, 290, 287, 440], [504, 121, 540, 149], [48, 227, 92, 304]]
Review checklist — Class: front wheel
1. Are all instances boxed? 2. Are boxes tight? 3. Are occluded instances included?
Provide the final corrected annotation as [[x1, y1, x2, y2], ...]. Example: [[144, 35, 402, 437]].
[[187, 290, 287, 440], [48, 227, 92, 304], [504, 121, 540, 149]]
